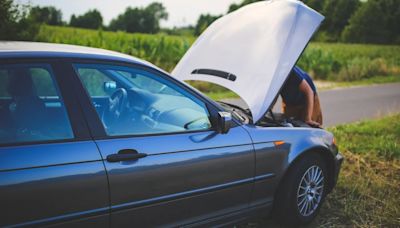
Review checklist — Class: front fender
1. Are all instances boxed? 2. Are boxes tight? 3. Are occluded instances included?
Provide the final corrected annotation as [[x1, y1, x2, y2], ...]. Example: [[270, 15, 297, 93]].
[[286, 128, 335, 164], [242, 124, 339, 196]]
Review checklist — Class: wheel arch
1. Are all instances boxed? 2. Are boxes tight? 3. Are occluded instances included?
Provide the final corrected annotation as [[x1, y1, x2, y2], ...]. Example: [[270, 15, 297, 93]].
[[276, 146, 336, 199]]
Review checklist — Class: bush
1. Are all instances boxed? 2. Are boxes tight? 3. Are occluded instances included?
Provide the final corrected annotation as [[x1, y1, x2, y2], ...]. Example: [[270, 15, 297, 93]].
[[336, 57, 394, 81], [297, 48, 341, 80], [298, 43, 400, 82]]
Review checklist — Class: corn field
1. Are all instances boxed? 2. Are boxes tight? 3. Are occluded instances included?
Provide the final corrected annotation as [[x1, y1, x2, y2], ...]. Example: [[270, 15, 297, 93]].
[[35, 25, 400, 82]]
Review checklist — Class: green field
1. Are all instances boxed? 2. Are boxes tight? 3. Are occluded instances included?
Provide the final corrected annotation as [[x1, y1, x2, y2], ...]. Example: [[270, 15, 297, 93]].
[[35, 25, 195, 72], [35, 25, 400, 81], [33, 25, 400, 100], [244, 114, 400, 227]]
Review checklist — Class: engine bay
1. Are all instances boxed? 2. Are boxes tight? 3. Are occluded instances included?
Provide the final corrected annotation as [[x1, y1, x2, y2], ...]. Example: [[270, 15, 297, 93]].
[[217, 101, 312, 128]]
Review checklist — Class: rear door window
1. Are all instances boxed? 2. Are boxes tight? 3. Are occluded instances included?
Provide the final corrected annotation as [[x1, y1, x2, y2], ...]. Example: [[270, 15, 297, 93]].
[[0, 64, 73, 145]]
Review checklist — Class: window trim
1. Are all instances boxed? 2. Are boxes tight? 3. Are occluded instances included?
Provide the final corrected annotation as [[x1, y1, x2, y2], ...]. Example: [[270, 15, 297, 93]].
[[68, 59, 224, 140], [0, 58, 92, 147]]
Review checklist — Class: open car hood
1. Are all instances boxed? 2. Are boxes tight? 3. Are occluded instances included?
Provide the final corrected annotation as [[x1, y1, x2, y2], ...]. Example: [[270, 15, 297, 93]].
[[172, 0, 324, 122]]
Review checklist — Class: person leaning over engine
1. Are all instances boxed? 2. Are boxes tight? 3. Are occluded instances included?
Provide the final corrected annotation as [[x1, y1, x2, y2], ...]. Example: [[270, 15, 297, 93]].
[[280, 66, 323, 128]]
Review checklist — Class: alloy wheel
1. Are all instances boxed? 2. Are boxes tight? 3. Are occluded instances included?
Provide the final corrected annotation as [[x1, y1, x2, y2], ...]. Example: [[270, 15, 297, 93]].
[[296, 165, 324, 216]]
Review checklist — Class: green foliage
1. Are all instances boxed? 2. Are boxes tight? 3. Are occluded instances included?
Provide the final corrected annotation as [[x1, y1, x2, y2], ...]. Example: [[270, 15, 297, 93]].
[[70, 9, 102, 29], [198, 0, 273, 36], [342, 0, 400, 44], [109, 2, 168, 34], [0, 0, 38, 40], [35, 25, 194, 72], [297, 48, 341, 80], [0, 0, 19, 38], [29, 6, 63, 26], [160, 26, 194, 36], [35, 25, 400, 83], [301, 0, 324, 12], [227, 0, 398, 44], [194, 14, 221, 35], [298, 43, 400, 81], [228, 0, 262, 13], [320, 0, 360, 41]]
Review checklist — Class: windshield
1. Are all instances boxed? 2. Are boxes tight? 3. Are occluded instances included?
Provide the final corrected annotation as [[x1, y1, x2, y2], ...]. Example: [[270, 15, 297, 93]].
[[108, 70, 184, 97]]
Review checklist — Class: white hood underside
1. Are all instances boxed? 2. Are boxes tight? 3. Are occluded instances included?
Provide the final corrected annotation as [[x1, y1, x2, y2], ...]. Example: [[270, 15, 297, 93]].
[[172, 0, 324, 122]]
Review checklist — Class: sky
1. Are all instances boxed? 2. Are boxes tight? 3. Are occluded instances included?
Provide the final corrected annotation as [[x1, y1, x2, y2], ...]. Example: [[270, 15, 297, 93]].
[[16, 0, 244, 28]]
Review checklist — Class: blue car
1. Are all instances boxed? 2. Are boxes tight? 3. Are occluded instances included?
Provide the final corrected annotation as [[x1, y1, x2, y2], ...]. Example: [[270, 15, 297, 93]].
[[0, 1, 342, 227]]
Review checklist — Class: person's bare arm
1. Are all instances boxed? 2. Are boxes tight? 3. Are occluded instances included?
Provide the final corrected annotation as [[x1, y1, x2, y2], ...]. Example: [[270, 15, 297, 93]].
[[299, 80, 320, 127]]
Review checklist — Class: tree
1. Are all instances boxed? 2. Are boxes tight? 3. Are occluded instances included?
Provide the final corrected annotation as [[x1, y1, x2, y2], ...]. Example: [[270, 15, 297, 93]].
[[28, 6, 63, 25], [320, 0, 360, 41], [70, 9, 103, 29], [302, 0, 325, 12], [342, 0, 400, 44], [0, 0, 38, 40], [0, 0, 18, 39], [228, 0, 262, 13], [109, 2, 168, 34], [194, 14, 221, 35], [143, 2, 168, 33]]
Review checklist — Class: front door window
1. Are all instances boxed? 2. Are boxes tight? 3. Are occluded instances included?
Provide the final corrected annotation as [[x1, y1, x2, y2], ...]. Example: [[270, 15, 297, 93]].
[[74, 64, 212, 136]]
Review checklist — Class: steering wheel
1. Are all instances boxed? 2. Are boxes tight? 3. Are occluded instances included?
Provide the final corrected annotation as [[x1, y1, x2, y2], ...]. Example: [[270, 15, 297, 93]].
[[102, 88, 128, 128]]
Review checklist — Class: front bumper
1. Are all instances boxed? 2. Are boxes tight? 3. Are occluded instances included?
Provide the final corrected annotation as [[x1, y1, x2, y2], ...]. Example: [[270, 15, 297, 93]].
[[332, 151, 344, 189]]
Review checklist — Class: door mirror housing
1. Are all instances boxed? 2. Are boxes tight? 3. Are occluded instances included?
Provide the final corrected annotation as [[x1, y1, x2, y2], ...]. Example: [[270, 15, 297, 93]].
[[217, 111, 233, 134]]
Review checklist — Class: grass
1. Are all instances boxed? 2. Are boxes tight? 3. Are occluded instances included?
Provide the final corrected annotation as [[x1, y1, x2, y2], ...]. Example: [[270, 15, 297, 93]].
[[204, 90, 239, 100], [244, 114, 400, 227], [331, 114, 400, 160], [315, 75, 400, 91], [298, 43, 400, 81], [34, 25, 195, 72]]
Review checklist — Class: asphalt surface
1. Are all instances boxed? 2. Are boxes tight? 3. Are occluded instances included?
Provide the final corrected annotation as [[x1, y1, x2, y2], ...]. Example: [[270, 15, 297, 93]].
[[223, 83, 400, 127]]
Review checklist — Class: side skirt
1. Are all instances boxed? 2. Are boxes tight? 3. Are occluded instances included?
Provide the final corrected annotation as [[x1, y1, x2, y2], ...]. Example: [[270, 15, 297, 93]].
[[183, 201, 273, 228]]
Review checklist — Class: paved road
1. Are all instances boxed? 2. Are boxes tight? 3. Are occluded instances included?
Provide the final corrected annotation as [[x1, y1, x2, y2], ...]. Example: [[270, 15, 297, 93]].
[[223, 83, 400, 126]]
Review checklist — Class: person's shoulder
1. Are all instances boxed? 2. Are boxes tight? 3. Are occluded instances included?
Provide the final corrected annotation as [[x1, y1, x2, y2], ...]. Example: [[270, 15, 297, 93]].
[[290, 66, 304, 82], [293, 66, 306, 76]]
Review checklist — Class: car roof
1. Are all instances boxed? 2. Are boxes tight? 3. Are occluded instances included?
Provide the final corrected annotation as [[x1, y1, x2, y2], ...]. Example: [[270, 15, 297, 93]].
[[0, 41, 165, 71]]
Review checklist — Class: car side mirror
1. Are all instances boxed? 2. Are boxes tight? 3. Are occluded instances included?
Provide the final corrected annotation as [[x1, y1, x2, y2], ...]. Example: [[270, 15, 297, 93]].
[[104, 81, 117, 93], [217, 111, 233, 134]]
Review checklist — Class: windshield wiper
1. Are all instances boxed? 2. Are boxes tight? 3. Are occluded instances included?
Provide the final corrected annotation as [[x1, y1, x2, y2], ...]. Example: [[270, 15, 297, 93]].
[[218, 101, 247, 113], [217, 101, 248, 122]]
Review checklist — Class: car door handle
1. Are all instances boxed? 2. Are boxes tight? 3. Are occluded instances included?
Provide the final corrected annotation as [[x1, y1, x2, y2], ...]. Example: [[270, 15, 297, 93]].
[[106, 149, 147, 162]]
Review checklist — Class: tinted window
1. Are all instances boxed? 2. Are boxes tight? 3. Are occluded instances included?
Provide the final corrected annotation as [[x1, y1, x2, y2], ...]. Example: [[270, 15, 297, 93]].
[[78, 68, 116, 96], [74, 64, 212, 136], [0, 64, 73, 145]]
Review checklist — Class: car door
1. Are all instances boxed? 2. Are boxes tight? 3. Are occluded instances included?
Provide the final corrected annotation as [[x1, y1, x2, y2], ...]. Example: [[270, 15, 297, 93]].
[[0, 60, 109, 227], [72, 62, 255, 227]]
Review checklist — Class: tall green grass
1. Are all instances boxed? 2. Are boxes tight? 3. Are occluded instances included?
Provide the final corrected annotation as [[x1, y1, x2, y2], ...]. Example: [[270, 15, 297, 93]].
[[298, 43, 400, 81], [35, 25, 400, 82], [35, 25, 195, 72]]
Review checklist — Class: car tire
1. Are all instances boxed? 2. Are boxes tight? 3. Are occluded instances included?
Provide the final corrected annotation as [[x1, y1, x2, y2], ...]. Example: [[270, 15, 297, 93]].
[[273, 153, 328, 226]]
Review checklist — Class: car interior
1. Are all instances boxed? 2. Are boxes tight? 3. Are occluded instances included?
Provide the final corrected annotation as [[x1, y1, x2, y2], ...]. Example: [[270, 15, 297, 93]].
[[74, 65, 212, 136], [0, 65, 73, 144]]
